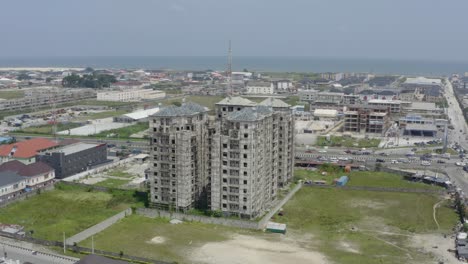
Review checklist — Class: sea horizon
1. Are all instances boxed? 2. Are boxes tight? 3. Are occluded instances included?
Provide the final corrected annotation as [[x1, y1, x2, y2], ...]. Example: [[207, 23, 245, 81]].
[[1, 56, 467, 76]]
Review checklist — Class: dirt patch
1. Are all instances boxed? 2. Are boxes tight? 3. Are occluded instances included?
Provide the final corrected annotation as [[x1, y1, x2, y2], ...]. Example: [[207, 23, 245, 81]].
[[339, 240, 360, 254], [348, 199, 398, 210], [410, 233, 458, 264], [191, 234, 329, 264], [147, 236, 166, 244]]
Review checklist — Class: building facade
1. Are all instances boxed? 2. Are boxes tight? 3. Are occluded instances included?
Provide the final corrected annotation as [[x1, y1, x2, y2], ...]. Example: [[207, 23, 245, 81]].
[[149, 97, 295, 219], [97, 89, 165, 102], [36, 143, 107, 178]]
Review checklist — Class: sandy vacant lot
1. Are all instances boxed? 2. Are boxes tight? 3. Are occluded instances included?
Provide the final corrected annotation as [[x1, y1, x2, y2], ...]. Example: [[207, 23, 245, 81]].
[[191, 234, 329, 264]]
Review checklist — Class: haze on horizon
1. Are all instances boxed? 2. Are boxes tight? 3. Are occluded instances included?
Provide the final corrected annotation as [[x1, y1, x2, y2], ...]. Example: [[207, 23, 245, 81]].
[[1, 0, 467, 62]]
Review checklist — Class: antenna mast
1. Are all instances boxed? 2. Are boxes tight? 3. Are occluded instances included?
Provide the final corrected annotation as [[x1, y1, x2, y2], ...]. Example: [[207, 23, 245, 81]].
[[227, 40, 232, 95]]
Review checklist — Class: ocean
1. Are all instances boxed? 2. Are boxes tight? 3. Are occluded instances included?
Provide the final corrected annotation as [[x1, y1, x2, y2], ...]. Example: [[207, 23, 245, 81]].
[[0, 56, 467, 76]]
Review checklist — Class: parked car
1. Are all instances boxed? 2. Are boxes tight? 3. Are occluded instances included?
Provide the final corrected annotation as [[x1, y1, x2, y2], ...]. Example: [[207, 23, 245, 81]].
[[376, 158, 385, 163], [436, 160, 446, 164]]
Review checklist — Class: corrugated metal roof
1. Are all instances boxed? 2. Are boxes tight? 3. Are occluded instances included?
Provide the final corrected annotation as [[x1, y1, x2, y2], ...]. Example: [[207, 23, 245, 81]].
[[122, 108, 160, 120]]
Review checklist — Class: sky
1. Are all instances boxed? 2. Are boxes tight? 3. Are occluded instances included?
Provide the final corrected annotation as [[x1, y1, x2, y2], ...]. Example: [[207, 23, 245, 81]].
[[1, 0, 468, 61]]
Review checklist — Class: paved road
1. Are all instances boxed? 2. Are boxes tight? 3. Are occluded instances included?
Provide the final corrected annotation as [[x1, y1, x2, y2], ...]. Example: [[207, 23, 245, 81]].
[[0, 241, 78, 264]]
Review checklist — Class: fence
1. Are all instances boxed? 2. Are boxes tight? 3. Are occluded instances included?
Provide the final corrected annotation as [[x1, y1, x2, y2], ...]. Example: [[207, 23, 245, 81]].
[[258, 183, 302, 228], [63, 156, 136, 182], [0, 230, 171, 264], [138, 183, 303, 230], [0, 184, 55, 208], [66, 208, 132, 245], [303, 183, 446, 194], [137, 208, 259, 229]]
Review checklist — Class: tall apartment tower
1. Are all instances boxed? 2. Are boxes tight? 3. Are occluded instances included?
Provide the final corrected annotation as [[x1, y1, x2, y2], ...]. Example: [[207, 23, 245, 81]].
[[149, 97, 295, 219], [149, 102, 210, 211]]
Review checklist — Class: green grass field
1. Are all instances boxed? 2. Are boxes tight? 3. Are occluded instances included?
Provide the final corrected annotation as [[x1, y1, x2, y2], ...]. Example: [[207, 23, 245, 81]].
[[0, 90, 24, 99], [94, 122, 149, 139], [17, 123, 81, 134], [0, 183, 146, 241], [317, 136, 380, 148], [277, 188, 458, 264], [107, 168, 134, 178], [79, 215, 249, 263], [94, 179, 131, 188]]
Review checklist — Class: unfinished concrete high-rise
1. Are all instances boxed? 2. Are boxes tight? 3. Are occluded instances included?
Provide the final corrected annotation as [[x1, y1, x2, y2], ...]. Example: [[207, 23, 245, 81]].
[[149, 102, 210, 211], [149, 97, 295, 219]]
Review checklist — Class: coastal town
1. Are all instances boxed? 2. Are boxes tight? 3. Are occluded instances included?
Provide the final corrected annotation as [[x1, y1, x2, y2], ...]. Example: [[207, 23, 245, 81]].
[[0, 66, 468, 264]]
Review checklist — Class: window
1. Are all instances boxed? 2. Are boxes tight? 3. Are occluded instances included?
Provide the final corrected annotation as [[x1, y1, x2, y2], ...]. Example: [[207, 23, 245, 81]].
[[243, 180, 247, 184], [244, 133, 248, 138], [222, 107, 226, 111], [223, 144, 227, 149], [171, 140, 175, 144], [243, 145, 248, 150], [223, 152, 227, 157], [243, 206, 247, 210], [243, 197, 247, 202], [223, 203, 227, 208], [244, 171, 247, 176], [223, 178, 227, 183], [154, 195, 158, 200], [244, 124, 248, 129], [222, 195, 227, 199], [223, 169, 227, 174], [243, 163, 247, 167], [243, 154, 247, 159], [243, 189, 247, 193]]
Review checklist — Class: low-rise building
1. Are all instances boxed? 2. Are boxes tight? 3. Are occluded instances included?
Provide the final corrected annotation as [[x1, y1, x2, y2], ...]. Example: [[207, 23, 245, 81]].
[[97, 89, 165, 102], [246, 82, 274, 95], [0, 138, 58, 164], [344, 108, 390, 135], [367, 99, 401, 113], [37, 143, 107, 178], [113, 108, 160, 123]]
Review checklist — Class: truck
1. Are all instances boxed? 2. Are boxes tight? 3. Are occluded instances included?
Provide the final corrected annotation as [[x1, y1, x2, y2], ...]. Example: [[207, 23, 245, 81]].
[[441, 153, 451, 160]]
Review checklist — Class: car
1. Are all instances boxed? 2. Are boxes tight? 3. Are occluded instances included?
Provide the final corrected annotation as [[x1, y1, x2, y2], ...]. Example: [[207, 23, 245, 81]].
[[436, 160, 446, 164], [391, 160, 398, 164], [378, 152, 389, 156], [318, 150, 327, 153], [421, 161, 431, 166], [338, 157, 349, 161], [305, 150, 314, 153], [376, 158, 385, 163]]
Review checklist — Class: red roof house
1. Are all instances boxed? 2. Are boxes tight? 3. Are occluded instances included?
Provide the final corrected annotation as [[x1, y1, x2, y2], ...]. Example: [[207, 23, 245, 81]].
[[0, 138, 58, 164]]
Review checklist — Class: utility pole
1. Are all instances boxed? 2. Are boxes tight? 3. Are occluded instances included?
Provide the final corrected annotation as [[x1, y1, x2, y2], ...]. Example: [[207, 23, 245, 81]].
[[227, 40, 232, 95], [63, 232, 66, 254]]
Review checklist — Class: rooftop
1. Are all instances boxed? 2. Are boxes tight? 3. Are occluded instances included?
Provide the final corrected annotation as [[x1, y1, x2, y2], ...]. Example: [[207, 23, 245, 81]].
[[405, 123, 438, 131], [76, 254, 130, 264], [368, 99, 402, 104], [49, 143, 101, 156], [0, 171, 24, 187], [0, 138, 58, 159], [0, 160, 53, 177], [407, 102, 438, 111], [404, 77, 442, 86], [227, 106, 273, 121], [153, 102, 207, 117], [122, 107, 160, 120], [258, 98, 290, 108], [216, 96, 257, 107]]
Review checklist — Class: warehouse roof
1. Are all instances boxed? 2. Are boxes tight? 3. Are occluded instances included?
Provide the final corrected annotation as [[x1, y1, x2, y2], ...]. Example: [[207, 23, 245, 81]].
[[404, 77, 442, 86], [122, 108, 160, 120], [50, 143, 101, 156], [153, 102, 207, 117], [216, 96, 257, 106], [313, 109, 338, 117]]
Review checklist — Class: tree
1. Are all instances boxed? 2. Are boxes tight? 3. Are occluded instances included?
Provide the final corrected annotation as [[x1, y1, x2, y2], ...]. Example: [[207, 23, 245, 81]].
[[172, 101, 182, 107], [17, 73, 31, 80], [84, 67, 94, 73]]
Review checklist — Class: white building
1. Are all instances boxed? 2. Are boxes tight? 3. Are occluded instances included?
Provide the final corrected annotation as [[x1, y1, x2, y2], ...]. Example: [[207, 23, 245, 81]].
[[246, 84, 274, 94], [97, 89, 166, 102]]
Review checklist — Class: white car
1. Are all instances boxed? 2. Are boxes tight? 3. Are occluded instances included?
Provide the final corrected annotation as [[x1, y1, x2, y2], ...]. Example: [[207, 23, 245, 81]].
[[391, 160, 398, 164], [318, 150, 327, 153], [421, 161, 431, 166], [338, 157, 349, 161], [456, 162, 465, 167]]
